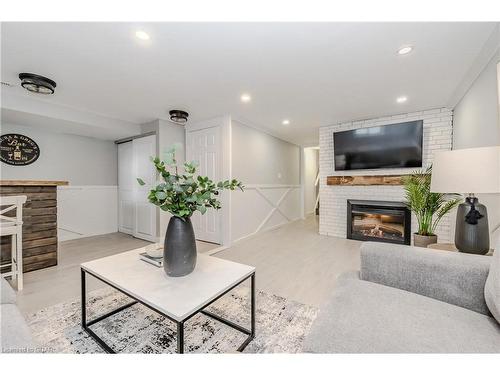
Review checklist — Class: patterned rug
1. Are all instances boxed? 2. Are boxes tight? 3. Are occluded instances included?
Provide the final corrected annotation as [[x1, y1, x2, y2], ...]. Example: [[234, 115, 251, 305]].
[[27, 285, 318, 353]]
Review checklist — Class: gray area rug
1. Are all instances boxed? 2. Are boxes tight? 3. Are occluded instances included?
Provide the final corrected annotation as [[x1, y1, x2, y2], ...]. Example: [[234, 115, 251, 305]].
[[27, 286, 318, 353]]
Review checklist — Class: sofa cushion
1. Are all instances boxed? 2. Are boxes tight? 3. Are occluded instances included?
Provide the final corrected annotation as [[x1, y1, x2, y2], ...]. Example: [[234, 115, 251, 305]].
[[485, 240, 500, 323], [0, 304, 35, 352], [1, 278, 16, 304], [303, 276, 500, 353]]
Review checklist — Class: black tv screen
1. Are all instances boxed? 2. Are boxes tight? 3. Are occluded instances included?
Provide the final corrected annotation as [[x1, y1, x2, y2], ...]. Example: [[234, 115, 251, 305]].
[[333, 120, 423, 171]]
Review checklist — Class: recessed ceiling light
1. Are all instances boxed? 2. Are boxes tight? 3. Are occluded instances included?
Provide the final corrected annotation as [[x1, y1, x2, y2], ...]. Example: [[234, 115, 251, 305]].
[[397, 46, 413, 55], [240, 93, 251, 103], [396, 96, 408, 103], [135, 30, 150, 41], [282, 119, 290, 125]]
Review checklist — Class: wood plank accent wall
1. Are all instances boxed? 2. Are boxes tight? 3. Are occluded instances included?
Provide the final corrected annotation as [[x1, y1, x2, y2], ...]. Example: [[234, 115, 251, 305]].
[[326, 175, 405, 186], [1, 186, 58, 272]]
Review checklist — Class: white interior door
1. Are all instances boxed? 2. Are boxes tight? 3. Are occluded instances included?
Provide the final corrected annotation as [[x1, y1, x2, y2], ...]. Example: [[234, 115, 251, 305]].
[[118, 141, 134, 234], [133, 135, 157, 242], [187, 126, 221, 244]]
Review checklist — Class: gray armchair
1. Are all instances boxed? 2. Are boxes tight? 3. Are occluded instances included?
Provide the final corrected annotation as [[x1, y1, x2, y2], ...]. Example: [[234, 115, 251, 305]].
[[303, 241, 500, 353]]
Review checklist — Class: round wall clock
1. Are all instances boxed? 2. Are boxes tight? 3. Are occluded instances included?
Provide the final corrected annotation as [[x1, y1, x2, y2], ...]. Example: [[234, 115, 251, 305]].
[[0, 133, 40, 166]]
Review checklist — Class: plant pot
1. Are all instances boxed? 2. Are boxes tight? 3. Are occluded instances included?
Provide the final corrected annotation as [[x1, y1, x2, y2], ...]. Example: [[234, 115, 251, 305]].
[[164, 216, 197, 277], [413, 233, 438, 248]]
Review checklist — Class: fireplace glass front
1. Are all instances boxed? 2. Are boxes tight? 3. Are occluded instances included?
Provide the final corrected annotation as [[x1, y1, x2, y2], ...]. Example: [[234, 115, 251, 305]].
[[347, 200, 411, 245]]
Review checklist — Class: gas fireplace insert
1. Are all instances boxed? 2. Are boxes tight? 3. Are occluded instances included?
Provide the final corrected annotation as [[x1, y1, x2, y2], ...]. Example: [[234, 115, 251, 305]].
[[347, 200, 411, 245]]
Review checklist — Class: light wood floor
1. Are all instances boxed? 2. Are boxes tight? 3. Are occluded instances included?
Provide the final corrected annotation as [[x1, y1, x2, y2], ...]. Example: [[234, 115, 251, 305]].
[[13, 215, 362, 315], [215, 215, 361, 307]]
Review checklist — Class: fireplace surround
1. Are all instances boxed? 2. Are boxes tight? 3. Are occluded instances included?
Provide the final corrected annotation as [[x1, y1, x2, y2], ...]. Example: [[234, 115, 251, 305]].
[[347, 200, 411, 245], [319, 108, 453, 243]]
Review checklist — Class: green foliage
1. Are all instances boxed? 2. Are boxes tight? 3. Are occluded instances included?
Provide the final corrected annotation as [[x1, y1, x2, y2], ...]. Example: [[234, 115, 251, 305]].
[[402, 166, 461, 236], [137, 147, 244, 220]]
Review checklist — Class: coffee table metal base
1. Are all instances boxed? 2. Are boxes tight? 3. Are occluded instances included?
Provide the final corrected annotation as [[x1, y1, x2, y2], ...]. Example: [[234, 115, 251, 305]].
[[81, 269, 255, 354]]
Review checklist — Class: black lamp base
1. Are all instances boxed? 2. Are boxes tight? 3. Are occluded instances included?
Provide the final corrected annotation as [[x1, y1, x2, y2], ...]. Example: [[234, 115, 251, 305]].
[[455, 197, 490, 255]]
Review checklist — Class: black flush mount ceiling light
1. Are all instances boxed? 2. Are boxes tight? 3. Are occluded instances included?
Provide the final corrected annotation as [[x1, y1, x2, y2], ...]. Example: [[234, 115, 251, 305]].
[[169, 110, 189, 124], [19, 73, 57, 94]]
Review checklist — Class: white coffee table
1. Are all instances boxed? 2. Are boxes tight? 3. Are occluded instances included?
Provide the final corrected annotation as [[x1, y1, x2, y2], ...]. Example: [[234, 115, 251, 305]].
[[80, 248, 256, 353]]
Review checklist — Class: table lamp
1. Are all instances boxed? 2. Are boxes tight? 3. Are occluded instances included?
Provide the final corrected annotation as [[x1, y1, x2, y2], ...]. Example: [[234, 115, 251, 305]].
[[430, 146, 500, 255]]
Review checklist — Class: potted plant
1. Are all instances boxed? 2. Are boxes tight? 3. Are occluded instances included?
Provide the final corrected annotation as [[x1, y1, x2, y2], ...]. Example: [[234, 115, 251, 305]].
[[402, 166, 461, 248], [138, 146, 243, 277]]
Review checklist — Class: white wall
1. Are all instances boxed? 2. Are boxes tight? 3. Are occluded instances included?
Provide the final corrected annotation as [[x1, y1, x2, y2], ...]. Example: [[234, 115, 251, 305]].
[[1, 123, 117, 185], [319, 108, 454, 243], [1, 122, 119, 240], [231, 121, 300, 185], [231, 120, 302, 242], [453, 50, 500, 149], [141, 119, 186, 242], [304, 147, 319, 215], [58, 186, 118, 241], [158, 119, 186, 241], [453, 50, 500, 246]]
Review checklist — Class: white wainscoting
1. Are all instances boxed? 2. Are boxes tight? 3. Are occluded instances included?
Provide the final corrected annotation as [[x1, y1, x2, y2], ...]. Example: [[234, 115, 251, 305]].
[[231, 184, 301, 243], [57, 186, 118, 241]]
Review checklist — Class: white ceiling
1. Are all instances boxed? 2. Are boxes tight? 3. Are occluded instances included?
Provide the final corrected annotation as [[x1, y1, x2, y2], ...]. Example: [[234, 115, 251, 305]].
[[1, 22, 498, 145]]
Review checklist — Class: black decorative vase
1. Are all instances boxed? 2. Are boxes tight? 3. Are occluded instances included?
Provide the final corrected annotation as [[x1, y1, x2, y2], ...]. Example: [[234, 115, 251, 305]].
[[164, 216, 197, 277]]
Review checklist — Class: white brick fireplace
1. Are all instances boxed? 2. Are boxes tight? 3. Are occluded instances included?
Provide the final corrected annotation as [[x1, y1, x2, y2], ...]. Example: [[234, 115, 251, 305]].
[[319, 108, 454, 244]]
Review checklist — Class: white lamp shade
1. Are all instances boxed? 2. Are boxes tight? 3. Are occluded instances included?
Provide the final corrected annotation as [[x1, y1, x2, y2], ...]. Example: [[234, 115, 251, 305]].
[[430, 146, 500, 194]]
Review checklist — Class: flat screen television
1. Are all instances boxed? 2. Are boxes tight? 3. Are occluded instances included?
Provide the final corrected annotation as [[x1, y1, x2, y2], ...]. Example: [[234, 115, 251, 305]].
[[333, 120, 423, 171]]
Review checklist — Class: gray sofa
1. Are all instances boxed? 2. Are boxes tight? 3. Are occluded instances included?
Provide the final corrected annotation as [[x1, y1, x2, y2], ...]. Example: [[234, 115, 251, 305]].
[[1, 278, 35, 353], [303, 241, 500, 353]]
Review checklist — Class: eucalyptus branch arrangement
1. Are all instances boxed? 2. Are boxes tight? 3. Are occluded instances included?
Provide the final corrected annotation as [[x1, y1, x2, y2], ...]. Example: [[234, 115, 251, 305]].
[[137, 146, 244, 220], [402, 166, 461, 236]]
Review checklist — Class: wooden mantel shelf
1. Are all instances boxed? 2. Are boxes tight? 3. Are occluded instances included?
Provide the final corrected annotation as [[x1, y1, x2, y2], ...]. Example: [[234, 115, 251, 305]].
[[327, 175, 404, 186], [0, 180, 69, 186]]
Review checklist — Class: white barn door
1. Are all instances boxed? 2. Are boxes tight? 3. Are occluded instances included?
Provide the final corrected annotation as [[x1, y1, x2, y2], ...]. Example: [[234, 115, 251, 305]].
[[133, 135, 157, 241], [187, 126, 221, 244], [118, 134, 157, 242], [118, 141, 134, 234]]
